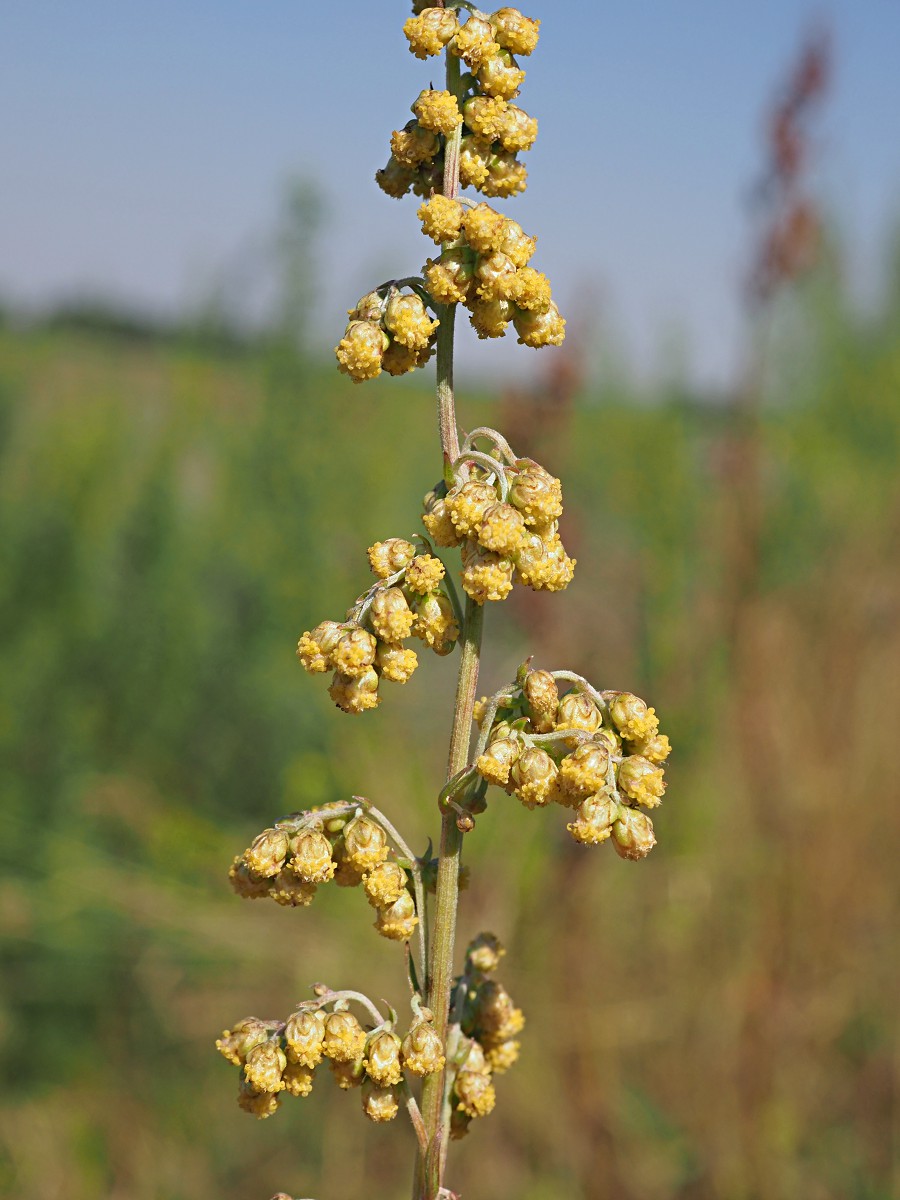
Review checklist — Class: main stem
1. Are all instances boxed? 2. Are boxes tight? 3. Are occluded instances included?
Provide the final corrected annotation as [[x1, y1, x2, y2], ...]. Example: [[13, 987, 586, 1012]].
[[414, 51, 483, 1199]]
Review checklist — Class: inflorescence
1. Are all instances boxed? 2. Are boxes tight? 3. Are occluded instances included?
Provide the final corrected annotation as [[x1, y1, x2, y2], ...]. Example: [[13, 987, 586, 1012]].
[[297, 539, 459, 713], [219, 4, 673, 1187], [336, 4, 562, 384], [441, 665, 671, 858]]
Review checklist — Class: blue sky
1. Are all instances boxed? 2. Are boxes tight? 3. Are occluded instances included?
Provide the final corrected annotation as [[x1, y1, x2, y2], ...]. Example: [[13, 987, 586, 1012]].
[[3, 1, 899, 387]]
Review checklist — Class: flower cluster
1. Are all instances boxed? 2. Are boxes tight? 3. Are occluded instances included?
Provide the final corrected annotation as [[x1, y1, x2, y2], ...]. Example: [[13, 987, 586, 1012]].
[[335, 285, 440, 383], [445, 933, 524, 1140], [228, 806, 421, 942], [216, 996, 446, 1124], [470, 668, 671, 858], [379, 7, 540, 202], [419, 197, 564, 347], [422, 433, 574, 604], [297, 538, 459, 712]]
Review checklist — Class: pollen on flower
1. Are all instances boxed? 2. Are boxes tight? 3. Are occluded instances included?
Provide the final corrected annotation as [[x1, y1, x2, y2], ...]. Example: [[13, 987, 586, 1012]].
[[405, 553, 445, 595], [418, 194, 464, 244], [403, 8, 459, 59], [413, 88, 462, 136], [335, 320, 387, 382], [462, 202, 509, 254]]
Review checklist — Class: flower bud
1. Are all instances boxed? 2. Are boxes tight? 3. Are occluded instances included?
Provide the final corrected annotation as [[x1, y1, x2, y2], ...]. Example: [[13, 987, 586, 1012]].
[[375, 156, 417, 199], [424, 250, 476, 305], [609, 693, 660, 744], [459, 137, 492, 189], [635, 732, 671, 764], [472, 980, 525, 1040], [612, 806, 657, 860], [490, 8, 541, 55], [475, 730, 522, 786], [284, 1010, 326, 1067], [567, 792, 618, 845], [390, 121, 440, 168], [364, 1029, 404, 1087], [402, 1020, 446, 1076], [330, 1057, 366, 1089], [510, 745, 560, 808], [476, 501, 528, 556], [475, 251, 518, 302], [559, 742, 611, 803], [268, 870, 318, 907], [462, 95, 509, 143], [469, 297, 514, 339], [228, 856, 272, 900], [322, 1011, 367, 1063], [422, 490, 463, 547], [245, 827, 289, 879], [455, 1069, 496, 1118], [237, 1077, 281, 1119], [369, 587, 415, 642], [281, 1060, 315, 1097], [296, 619, 343, 673], [375, 642, 419, 684], [461, 541, 514, 604], [403, 8, 460, 59], [342, 814, 389, 869], [383, 314, 433, 359], [445, 481, 499, 537], [462, 202, 508, 254], [556, 692, 603, 744], [244, 1041, 287, 1094], [523, 668, 559, 733], [418, 194, 464, 244], [509, 266, 552, 313], [363, 861, 408, 907], [484, 1036, 520, 1073], [383, 291, 439, 352], [413, 88, 462, 136], [328, 667, 380, 714], [508, 462, 563, 524], [332, 626, 377, 678], [617, 755, 666, 808], [332, 840, 367, 887], [405, 553, 445, 595], [498, 219, 537, 267], [348, 290, 387, 322], [368, 538, 416, 578], [495, 103, 539, 152], [458, 1039, 490, 1074], [477, 49, 525, 99], [482, 150, 528, 198], [465, 931, 505, 974], [335, 320, 388, 382], [514, 301, 566, 347], [288, 828, 336, 883], [216, 1017, 271, 1065], [411, 591, 459, 651], [452, 16, 500, 69], [361, 1080, 400, 1122], [374, 890, 419, 941], [411, 157, 446, 199]]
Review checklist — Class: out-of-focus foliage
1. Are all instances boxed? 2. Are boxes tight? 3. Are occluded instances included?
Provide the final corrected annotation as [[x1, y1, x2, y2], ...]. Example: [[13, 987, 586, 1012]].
[[1, 240, 899, 1199]]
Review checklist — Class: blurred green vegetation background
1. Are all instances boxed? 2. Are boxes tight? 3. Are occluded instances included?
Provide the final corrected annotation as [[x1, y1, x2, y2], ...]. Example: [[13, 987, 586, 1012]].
[[2, 206, 899, 1200]]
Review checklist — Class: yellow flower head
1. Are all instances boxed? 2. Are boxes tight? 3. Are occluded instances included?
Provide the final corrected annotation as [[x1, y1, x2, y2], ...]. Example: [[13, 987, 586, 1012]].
[[402, 1020, 446, 1076], [375, 642, 419, 684], [369, 587, 415, 642], [361, 1080, 400, 1123], [490, 8, 541, 56], [403, 8, 459, 59], [418, 194, 464, 244], [368, 538, 416, 578], [284, 1010, 326, 1068], [617, 754, 666, 808], [513, 301, 566, 346], [462, 95, 510, 143], [462, 201, 509, 254], [461, 542, 515, 603], [328, 667, 380, 714], [469, 297, 514, 340], [335, 320, 387, 382], [509, 266, 553, 312], [322, 1011, 367, 1063], [477, 50, 526, 100], [413, 88, 462, 136], [453, 15, 500, 69], [390, 122, 440, 168], [476, 501, 528, 556], [405, 552, 445, 595], [567, 793, 618, 845]]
